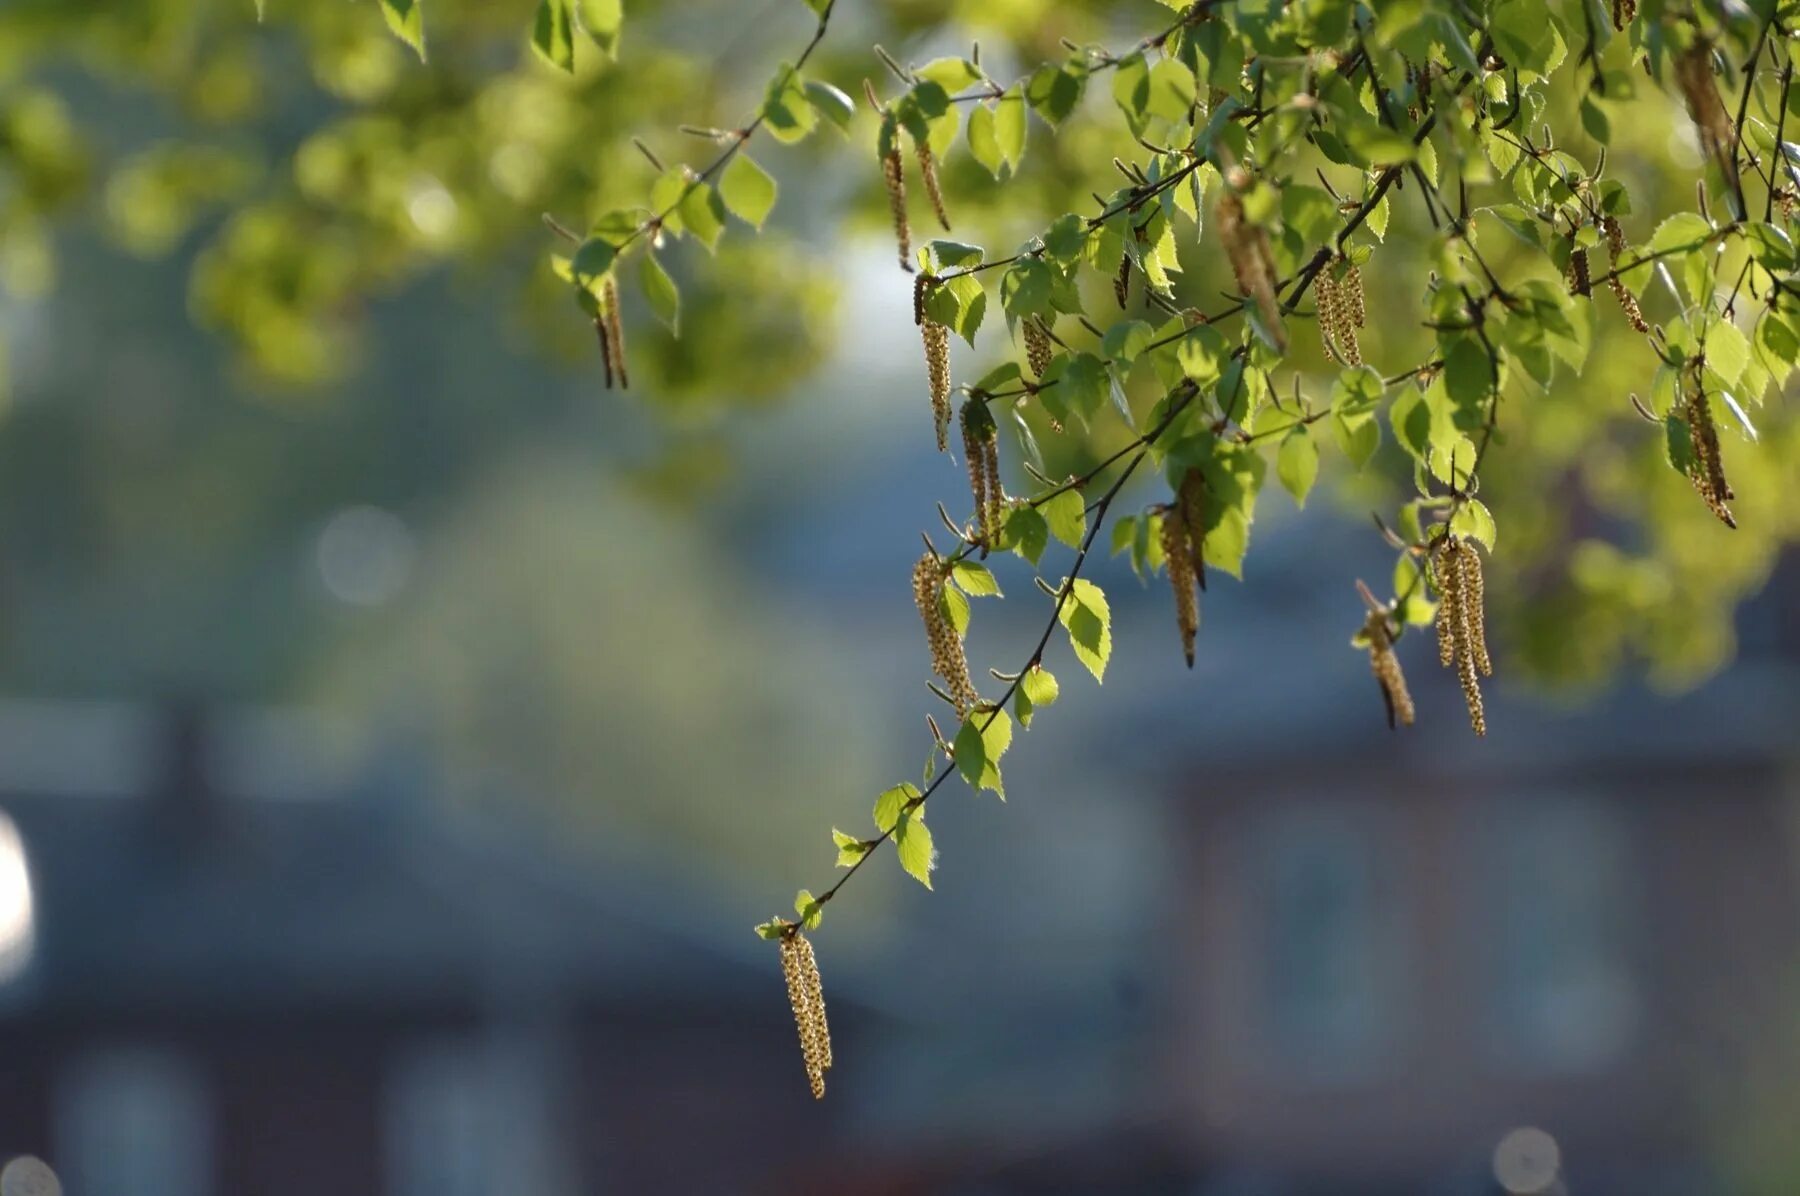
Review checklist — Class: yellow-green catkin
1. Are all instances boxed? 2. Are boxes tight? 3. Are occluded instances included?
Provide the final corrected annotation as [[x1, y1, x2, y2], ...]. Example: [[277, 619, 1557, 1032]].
[[1113, 252, 1132, 309], [961, 401, 1003, 546], [919, 276, 952, 452], [1343, 261, 1365, 329], [1683, 386, 1737, 528], [1218, 191, 1286, 350], [916, 138, 950, 231], [883, 146, 911, 271], [1364, 610, 1416, 728], [601, 276, 628, 390], [1315, 260, 1362, 366], [1602, 217, 1649, 332], [1675, 41, 1738, 202], [913, 552, 978, 714], [1023, 317, 1053, 380], [1432, 534, 1488, 736], [779, 929, 831, 1100]]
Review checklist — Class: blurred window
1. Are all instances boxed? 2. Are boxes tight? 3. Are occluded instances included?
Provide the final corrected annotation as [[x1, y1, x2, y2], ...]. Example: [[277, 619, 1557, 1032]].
[[384, 1033, 570, 1196], [1480, 795, 1640, 1073], [1253, 803, 1404, 1084], [55, 1046, 213, 1196]]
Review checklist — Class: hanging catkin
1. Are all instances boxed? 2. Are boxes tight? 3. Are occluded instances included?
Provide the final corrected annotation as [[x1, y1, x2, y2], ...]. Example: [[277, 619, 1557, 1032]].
[[916, 137, 950, 231], [1567, 245, 1591, 297], [919, 274, 952, 453], [1218, 192, 1286, 349], [912, 553, 978, 714], [779, 929, 831, 1100], [1160, 507, 1200, 667], [1601, 217, 1648, 332], [883, 145, 911, 271], [1023, 317, 1053, 380], [961, 401, 1003, 546], [1363, 610, 1416, 728], [1682, 386, 1737, 528], [601, 276, 628, 390], [1432, 534, 1489, 736], [1674, 41, 1739, 204]]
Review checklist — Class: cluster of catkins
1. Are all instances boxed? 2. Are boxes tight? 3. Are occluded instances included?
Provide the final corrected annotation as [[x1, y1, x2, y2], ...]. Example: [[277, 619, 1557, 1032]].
[[917, 274, 952, 451], [961, 400, 1005, 546], [1159, 468, 1208, 667], [1680, 381, 1737, 528], [1674, 41, 1739, 202], [913, 552, 979, 714], [595, 276, 628, 389], [1315, 257, 1365, 366], [1217, 190, 1286, 349], [1601, 216, 1649, 332], [779, 929, 831, 1100], [1432, 533, 1491, 736], [1363, 609, 1416, 728], [880, 131, 951, 273]]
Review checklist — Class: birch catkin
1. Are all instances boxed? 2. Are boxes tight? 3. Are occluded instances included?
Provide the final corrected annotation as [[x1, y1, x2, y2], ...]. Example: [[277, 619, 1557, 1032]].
[[916, 137, 950, 231], [1683, 386, 1737, 528], [913, 552, 978, 714], [883, 146, 911, 271], [1675, 41, 1739, 204], [1023, 317, 1053, 380], [780, 929, 831, 1100], [1159, 468, 1207, 666], [919, 275, 952, 452], [1602, 217, 1648, 332], [601, 276, 628, 390], [1217, 191, 1286, 349], [961, 401, 1003, 546], [1432, 534, 1489, 736], [1364, 611, 1415, 728], [1567, 245, 1591, 297]]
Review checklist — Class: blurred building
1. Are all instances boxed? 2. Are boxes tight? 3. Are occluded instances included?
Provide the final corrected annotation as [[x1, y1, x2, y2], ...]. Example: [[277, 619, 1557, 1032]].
[[0, 702, 855, 1195]]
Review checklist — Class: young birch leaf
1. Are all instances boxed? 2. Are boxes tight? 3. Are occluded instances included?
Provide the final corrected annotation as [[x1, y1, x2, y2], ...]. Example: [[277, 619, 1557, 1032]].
[[893, 810, 936, 888], [832, 828, 872, 868], [1041, 489, 1086, 548], [532, 0, 576, 72], [953, 718, 987, 788], [719, 155, 778, 229], [803, 81, 855, 132], [1057, 578, 1112, 681], [874, 782, 920, 834], [950, 560, 1002, 596], [1015, 666, 1059, 728], [794, 889, 823, 930], [379, 0, 426, 61], [577, 0, 621, 57], [1002, 506, 1048, 565], [640, 253, 680, 333], [1276, 426, 1319, 508], [995, 89, 1027, 171], [968, 103, 1004, 177], [1450, 499, 1497, 551]]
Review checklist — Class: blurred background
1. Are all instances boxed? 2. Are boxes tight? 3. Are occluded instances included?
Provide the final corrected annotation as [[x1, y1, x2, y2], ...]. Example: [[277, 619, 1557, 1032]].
[[1, 0, 1798, 1193]]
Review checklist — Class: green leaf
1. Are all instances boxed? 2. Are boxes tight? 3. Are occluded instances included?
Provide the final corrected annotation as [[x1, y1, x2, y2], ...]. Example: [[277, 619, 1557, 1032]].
[[939, 581, 970, 636], [1450, 499, 1496, 551], [995, 90, 1027, 170], [719, 155, 778, 229], [968, 103, 1004, 177], [918, 57, 983, 91], [754, 919, 786, 940], [794, 889, 823, 930], [953, 709, 1011, 796], [1704, 319, 1750, 387], [874, 782, 921, 833], [577, 0, 621, 57], [379, 0, 426, 61], [950, 560, 1002, 596], [1002, 505, 1048, 564], [802, 81, 854, 132], [761, 65, 818, 144], [1040, 488, 1086, 548], [640, 253, 679, 333], [1333, 411, 1380, 469], [1276, 426, 1319, 507], [1026, 64, 1085, 127], [532, 0, 575, 72], [893, 809, 936, 887], [570, 237, 616, 285], [1057, 578, 1112, 681], [832, 828, 873, 868], [1015, 666, 1059, 730], [677, 182, 728, 253]]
